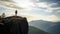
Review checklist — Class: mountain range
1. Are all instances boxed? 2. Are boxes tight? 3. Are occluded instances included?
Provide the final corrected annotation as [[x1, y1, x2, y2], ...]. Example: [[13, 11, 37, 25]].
[[29, 20, 60, 34]]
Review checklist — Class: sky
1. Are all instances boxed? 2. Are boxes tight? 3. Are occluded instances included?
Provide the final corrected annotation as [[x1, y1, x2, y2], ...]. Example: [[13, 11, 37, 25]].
[[0, 0, 60, 22]]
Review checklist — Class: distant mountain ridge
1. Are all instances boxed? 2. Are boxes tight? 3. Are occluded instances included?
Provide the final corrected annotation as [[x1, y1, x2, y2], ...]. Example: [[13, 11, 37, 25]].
[[29, 20, 60, 34]]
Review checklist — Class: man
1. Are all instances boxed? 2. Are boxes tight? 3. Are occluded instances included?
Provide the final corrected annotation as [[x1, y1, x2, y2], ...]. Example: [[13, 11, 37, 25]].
[[15, 10, 17, 16]]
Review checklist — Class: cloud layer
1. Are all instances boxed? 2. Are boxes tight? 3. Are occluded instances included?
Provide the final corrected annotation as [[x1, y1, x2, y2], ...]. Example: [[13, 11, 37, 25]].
[[0, 0, 60, 22]]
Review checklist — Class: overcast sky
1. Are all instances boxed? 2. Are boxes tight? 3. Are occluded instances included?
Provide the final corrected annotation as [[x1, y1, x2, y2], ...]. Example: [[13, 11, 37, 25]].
[[0, 0, 60, 22]]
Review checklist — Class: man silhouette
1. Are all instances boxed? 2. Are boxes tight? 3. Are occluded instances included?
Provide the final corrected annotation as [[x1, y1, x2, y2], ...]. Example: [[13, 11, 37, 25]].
[[15, 10, 17, 16]]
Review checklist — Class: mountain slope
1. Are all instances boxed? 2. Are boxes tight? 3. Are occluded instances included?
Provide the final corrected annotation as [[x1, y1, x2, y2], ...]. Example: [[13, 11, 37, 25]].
[[29, 26, 49, 34], [47, 22, 60, 34]]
